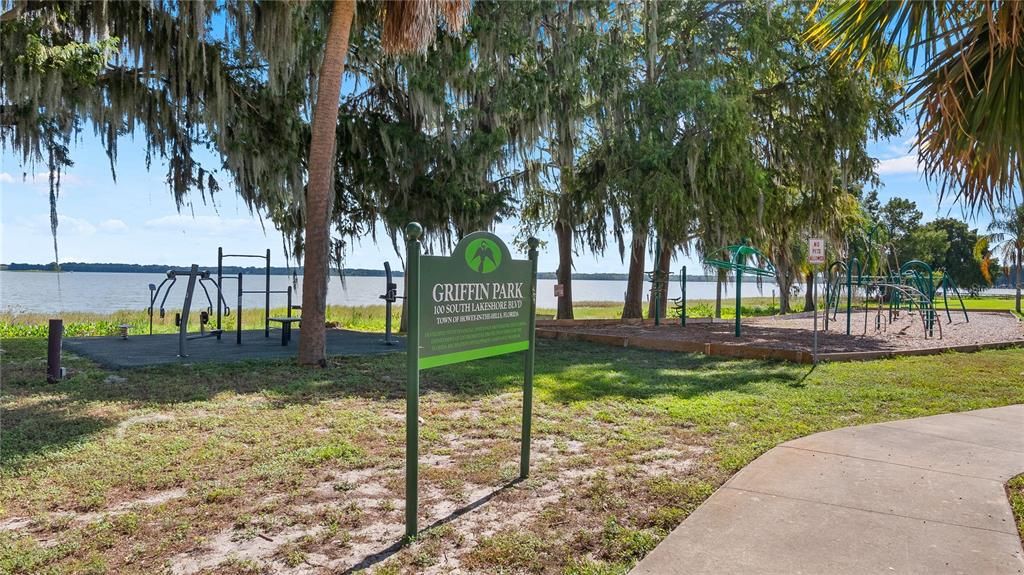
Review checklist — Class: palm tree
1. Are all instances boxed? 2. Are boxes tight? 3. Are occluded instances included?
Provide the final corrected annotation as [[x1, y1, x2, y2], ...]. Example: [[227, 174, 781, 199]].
[[806, 1, 1024, 213], [300, 0, 469, 366], [982, 204, 1024, 313]]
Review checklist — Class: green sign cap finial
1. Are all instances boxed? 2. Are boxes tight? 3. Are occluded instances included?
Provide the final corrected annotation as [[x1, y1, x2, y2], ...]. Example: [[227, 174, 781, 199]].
[[405, 222, 423, 241], [527, 237, 540, 250]]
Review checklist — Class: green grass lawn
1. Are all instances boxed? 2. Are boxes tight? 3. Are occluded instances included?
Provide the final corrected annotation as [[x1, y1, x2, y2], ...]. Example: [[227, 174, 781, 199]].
[[937, 294, 1022, 315], [1009, 474, 1024, 542], [2, 331, 1022, 574]]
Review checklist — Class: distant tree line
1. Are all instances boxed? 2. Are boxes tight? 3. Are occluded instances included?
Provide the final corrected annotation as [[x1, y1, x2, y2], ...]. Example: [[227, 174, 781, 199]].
[[1, 262, 737, 283], [860, 191, 1010, 291]]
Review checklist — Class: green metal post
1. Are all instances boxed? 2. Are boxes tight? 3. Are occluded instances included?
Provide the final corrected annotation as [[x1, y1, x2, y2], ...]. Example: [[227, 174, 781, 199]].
[[941, 276, 952, 323], [845, 259, 854, 336], [404, 222, 422, 539], [734, 269, 742, 337], [521, 237, 540, 479], [681, 265, 687, 327], [734, 249, 745, 337]]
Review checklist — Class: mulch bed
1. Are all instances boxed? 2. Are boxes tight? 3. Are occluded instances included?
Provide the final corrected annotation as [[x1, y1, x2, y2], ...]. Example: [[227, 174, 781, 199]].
[[538, 311, 1024, 355]]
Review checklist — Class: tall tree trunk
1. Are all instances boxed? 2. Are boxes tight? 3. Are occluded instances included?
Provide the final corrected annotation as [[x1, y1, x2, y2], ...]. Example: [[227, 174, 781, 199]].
[[554, 219, 574, 320], [804, 270, 815, 312], [777, 277, 792, 314], [622, 231, 647, 319], [298, 0, 356, 366], [715, 268, 724, 319], [646, 241, 671, 319]]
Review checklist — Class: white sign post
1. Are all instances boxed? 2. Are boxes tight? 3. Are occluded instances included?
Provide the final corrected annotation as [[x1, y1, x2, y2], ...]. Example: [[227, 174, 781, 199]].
[[808, 238, 825, 364]]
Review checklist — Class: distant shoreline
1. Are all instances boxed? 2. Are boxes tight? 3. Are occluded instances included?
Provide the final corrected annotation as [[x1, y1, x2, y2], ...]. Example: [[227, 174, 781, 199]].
[[1, 263, 725, 282]]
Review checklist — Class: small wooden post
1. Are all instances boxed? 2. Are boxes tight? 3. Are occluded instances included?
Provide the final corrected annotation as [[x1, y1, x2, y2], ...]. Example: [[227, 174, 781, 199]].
[[47, 319, 63, 383]]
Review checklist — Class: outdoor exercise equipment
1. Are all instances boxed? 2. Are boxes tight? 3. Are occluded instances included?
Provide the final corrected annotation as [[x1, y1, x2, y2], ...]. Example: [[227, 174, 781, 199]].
[[217, 247, 272, 338], [145, 246, 303, 353], [646, 239, 670, 326], [671, 265, 687, 326], [703, 239, 777, 337], [380, 261, 404, 345], [147, 265, 229, 356], [214, 247, 301, 344]]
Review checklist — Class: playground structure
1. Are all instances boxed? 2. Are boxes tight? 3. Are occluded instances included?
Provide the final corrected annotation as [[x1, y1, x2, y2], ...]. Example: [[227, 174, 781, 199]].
[[703, 239, 777, 337], [824, 225, 970, 340]]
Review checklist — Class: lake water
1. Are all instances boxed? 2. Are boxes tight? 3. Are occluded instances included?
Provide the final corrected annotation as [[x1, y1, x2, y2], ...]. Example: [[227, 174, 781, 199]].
[[0, 270, 805, 315], [3, 270, 1015, 315]]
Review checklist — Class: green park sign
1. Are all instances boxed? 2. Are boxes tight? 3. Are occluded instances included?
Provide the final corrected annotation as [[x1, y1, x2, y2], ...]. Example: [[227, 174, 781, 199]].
[[403, 222, 539, 538], [418, 232, 533, 368]]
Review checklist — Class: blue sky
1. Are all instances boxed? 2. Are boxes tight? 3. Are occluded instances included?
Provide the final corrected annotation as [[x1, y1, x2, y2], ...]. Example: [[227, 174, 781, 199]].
[[0, 125, 988, 274]]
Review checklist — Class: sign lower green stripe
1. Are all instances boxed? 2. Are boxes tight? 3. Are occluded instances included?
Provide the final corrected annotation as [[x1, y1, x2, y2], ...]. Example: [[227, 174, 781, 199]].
[[420, 340, 529, 369]]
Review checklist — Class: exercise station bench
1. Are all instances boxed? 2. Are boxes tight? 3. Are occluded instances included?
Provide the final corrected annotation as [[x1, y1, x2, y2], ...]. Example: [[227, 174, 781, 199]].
[[268, 316, 301, 346]]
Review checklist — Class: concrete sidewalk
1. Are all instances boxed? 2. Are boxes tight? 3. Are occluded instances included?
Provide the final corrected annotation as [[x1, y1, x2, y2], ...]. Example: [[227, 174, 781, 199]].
[[631, 405, 1024, 574]]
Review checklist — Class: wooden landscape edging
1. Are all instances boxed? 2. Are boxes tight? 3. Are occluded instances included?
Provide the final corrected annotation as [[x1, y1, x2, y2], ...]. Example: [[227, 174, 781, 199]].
[[535, 319, 1022, 364]]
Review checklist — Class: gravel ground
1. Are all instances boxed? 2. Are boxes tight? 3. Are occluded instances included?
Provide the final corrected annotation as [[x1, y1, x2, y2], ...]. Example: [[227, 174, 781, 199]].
[[544, 311, 1024, 353]]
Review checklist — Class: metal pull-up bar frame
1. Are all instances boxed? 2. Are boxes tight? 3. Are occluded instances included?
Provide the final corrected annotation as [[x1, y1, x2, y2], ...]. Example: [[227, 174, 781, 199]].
[[217, 247, 272, 338]]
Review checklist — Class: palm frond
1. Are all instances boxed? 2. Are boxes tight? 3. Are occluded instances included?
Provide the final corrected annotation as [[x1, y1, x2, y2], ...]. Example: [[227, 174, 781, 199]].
[[380, 0, 469, 54], [806, 0, 1024, 212]]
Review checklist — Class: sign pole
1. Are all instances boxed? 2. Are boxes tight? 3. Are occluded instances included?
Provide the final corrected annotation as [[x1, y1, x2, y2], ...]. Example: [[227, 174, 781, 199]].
[[404, 222, 422, 540], [808, 238, 825, 365], [520, 238, 539, 479], [813, 268, 819, 365]]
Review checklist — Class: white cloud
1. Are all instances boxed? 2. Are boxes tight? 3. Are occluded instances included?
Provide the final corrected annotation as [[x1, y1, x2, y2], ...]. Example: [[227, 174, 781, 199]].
[[0, 172, 14, 184], [57, 214, 97, 235], [99, 219, 129, 232], [29, 171, 85, 186], [876, 154, 920, 175], [8, 213, 98, 236], [144, 214, 269, 236]]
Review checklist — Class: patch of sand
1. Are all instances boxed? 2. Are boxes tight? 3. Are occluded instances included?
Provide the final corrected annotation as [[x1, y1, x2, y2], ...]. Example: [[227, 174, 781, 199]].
[[116, 413, 175, 438]]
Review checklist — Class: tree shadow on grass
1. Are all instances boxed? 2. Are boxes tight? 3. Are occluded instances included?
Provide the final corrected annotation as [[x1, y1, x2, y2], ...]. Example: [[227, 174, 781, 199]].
[[2, 337, 809, 464], [0, 402, 112, 473]]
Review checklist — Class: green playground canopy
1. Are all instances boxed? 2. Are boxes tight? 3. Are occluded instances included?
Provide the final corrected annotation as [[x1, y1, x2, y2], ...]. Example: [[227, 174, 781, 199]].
[[703, 241, 777, 279]]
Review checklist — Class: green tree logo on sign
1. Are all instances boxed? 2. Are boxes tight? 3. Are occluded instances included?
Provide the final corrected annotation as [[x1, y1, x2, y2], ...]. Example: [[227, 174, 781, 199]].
[[465, 239, 501, 273]]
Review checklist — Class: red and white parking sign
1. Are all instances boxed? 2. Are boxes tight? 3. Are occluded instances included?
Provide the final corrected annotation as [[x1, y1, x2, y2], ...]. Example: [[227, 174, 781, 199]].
[[808, 238, 826, 264]]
